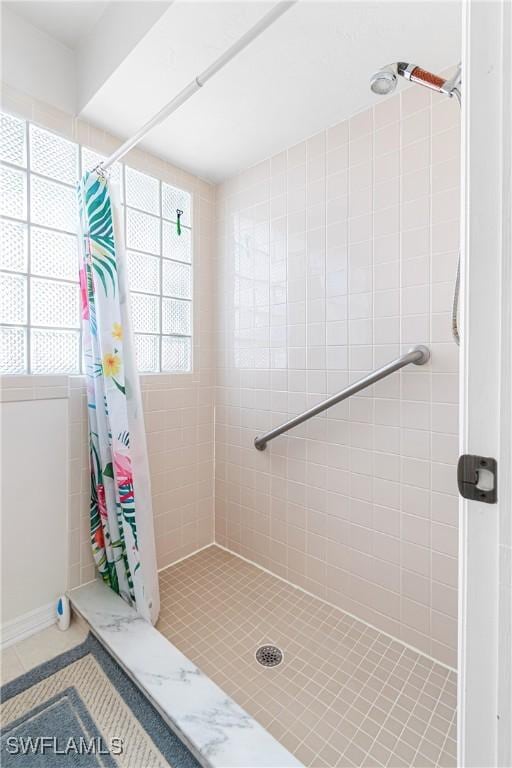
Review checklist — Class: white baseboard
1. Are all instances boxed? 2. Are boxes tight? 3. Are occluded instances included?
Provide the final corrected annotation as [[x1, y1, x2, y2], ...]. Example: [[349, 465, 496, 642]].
[[1, 602, 56, 649]]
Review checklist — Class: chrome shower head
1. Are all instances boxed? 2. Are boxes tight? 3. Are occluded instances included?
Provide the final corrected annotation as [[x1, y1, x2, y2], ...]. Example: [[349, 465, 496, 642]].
[[370, 61, 461, 101], [369, 64, 398, 95]]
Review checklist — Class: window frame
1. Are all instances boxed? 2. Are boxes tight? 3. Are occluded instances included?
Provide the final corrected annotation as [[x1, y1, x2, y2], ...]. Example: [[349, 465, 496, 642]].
[[0, 112, 194, 377]]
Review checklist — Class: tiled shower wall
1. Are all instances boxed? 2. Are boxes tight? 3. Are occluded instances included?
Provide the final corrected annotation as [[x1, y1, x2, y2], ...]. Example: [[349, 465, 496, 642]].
[[214, 80, 460, 667]]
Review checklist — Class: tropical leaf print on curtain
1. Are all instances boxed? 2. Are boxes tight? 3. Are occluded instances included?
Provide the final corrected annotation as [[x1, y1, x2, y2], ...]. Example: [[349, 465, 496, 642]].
[[77, 170, 159, 624]]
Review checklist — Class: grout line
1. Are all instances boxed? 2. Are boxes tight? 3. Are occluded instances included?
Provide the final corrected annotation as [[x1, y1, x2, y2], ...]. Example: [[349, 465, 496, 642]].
[[158, 545, 455, 768], [410, 668, 453, 767], [299, 630, 408, 763], [428, 84, 436, 677], [435, 702, 457, 766], [388, 660, 447, 763], [157, 542, 214, 573], [346, 643, 415, 766], [213, 542, 456, 673]]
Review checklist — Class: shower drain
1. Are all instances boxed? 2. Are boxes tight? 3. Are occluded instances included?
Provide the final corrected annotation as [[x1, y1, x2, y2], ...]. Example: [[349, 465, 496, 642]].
[[255, 645, 283, 668]]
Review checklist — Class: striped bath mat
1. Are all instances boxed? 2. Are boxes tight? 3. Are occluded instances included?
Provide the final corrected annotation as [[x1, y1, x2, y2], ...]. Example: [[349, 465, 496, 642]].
[[0, 633, 200, 768]]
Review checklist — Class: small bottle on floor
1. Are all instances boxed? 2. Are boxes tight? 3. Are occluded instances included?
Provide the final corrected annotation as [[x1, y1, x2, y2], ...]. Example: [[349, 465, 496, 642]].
[[56, 595, 70, 631]]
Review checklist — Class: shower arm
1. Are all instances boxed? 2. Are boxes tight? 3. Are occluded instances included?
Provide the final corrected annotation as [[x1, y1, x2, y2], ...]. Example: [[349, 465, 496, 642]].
[[443, 64, 462, 102], [94, 1, 297, 173], [254, 345, 430, 451]]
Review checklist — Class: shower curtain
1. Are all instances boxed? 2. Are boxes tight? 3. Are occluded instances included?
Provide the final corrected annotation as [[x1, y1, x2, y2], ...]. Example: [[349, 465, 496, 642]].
[[77, 170, 160, 625]]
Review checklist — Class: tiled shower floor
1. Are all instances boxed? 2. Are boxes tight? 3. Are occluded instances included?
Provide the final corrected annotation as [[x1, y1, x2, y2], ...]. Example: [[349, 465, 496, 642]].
[[157, 546, 456, 768]]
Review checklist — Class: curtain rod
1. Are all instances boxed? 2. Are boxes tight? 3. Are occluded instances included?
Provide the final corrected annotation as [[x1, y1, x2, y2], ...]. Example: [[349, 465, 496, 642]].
[[98, 1, 298, 172]]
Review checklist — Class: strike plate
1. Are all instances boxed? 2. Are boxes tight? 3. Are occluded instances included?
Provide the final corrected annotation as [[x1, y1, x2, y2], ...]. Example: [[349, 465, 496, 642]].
[[457, 454, 497, 503]]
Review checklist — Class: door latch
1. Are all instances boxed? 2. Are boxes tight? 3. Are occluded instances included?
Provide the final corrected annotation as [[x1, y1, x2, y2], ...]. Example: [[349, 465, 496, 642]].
[[457, 454, 497, 503]]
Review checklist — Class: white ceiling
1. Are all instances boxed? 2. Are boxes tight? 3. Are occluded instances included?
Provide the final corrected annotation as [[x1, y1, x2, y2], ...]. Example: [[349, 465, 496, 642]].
[[3, 0, 462, 183], [81, 0, 461, 182], [3, 1, 111, 47]]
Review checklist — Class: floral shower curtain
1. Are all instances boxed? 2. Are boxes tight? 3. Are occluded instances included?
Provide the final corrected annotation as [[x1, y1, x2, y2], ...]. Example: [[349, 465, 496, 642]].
[[77, 170, 160, 625]]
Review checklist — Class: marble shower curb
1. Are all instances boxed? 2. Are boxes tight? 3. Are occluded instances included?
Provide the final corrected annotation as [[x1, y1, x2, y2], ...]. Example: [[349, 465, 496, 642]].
[[69, 580, 302, 768]]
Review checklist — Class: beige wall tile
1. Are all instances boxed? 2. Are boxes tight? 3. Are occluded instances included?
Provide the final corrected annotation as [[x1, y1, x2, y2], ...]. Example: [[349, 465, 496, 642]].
[[216, 69, 460, 664]]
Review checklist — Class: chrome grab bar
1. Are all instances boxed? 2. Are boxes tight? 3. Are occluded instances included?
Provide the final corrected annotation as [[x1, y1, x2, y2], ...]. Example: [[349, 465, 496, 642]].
[[254, 345, 430, 451]]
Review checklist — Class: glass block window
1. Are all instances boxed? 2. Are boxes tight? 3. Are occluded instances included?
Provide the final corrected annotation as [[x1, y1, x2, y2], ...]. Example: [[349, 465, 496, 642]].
[[124, 173, 193, 373], [0, 113, 80, 374], [0, 110, 193, 374]]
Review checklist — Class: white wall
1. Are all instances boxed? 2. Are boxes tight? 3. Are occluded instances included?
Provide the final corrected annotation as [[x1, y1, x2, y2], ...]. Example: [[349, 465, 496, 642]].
[[1, 397, 68, 625], [76, 2, 171, 112], [0, 6, 76, 113]]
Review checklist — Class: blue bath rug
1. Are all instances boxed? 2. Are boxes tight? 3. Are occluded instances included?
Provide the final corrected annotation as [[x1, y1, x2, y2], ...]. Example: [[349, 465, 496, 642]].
[[0, 633, 200, 768]]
